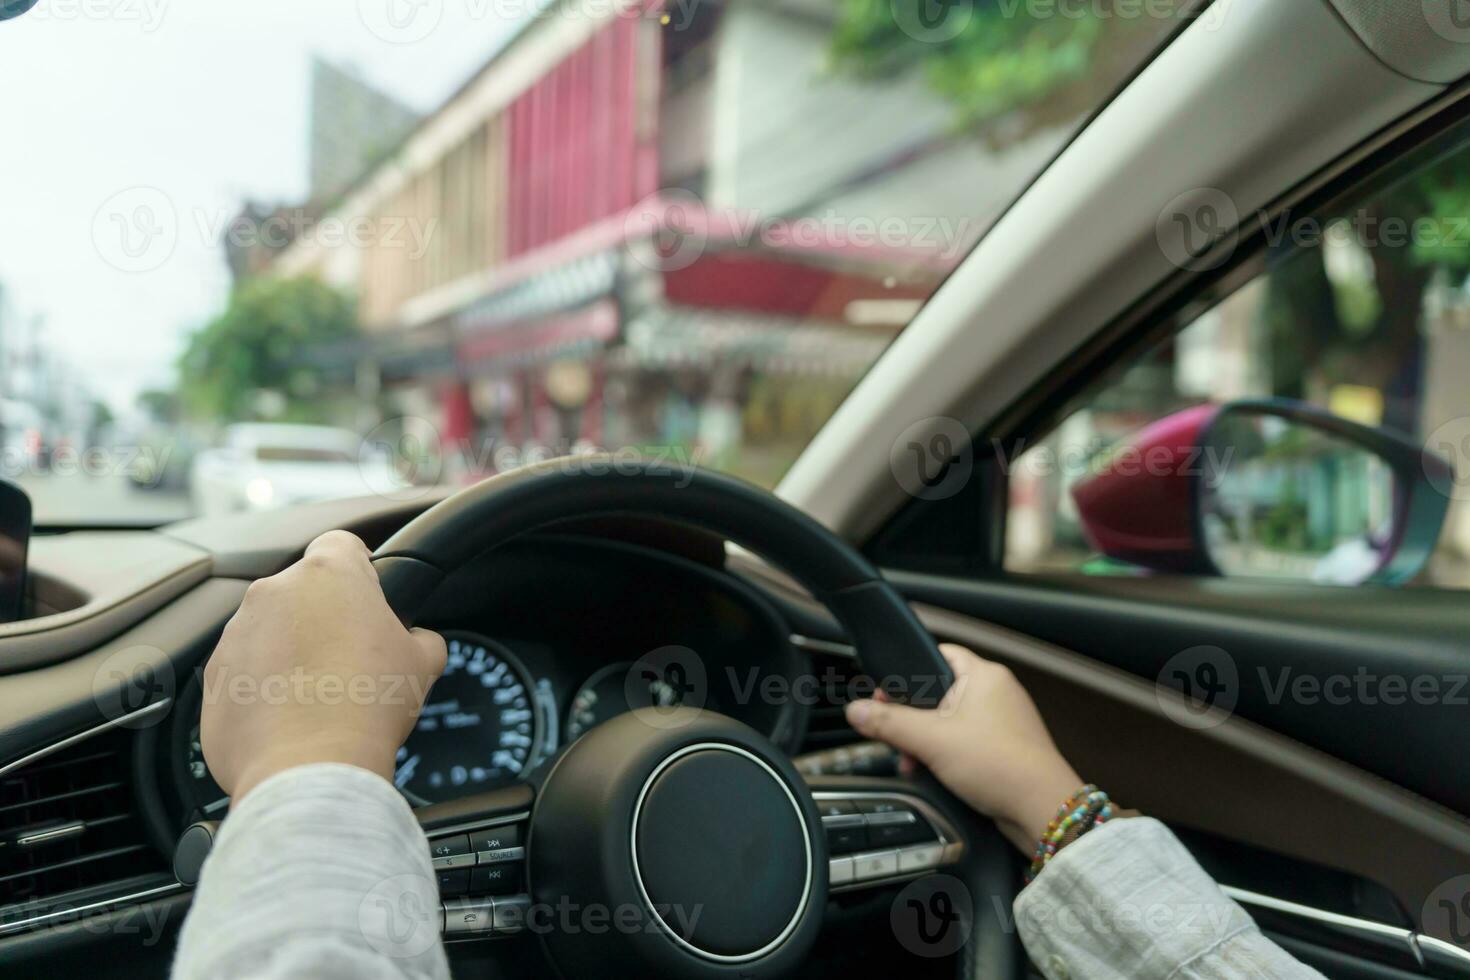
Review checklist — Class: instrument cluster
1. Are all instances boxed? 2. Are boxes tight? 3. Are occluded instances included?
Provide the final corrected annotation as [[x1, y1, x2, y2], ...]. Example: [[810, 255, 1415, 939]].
[[169, 536, 797, 816]]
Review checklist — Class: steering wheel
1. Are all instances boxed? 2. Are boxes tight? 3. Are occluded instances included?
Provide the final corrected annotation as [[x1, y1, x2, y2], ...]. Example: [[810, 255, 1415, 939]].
[[370, 456, 1025, 979]]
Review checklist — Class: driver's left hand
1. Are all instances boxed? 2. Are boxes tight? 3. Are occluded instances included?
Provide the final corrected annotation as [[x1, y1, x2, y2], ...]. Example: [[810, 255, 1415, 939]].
[[200, 530, 447, 804]]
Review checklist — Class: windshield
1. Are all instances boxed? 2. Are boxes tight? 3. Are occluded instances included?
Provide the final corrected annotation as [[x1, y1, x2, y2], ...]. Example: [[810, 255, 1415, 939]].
[[0, 0, 1186, 526]]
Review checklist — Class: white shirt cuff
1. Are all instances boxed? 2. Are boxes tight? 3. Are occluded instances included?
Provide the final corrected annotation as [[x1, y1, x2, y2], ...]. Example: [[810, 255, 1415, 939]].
[[1014, 816, 1323, 980], [172, 762, 448, 980]]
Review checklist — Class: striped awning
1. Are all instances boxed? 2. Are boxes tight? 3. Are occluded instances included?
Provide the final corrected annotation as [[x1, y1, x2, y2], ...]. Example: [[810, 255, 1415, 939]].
[[618, 306, 893, 378], [457, 300, 619, 373], [456, 251, 619, 333]]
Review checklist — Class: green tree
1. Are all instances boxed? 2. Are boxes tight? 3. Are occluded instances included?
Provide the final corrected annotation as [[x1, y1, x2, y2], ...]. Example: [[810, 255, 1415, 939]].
[[178, 276, 356, 423], [829, 0, 1174, 144], [1257, 148, 1470, 433]]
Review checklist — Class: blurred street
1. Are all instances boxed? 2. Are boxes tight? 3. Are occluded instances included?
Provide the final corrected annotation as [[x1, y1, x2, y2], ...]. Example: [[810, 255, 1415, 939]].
[[15, 473, 191, 527]]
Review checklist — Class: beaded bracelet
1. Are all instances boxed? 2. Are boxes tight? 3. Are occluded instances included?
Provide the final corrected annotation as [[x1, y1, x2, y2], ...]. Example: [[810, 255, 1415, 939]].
[[1024, 785, 1114, 883], [1025, 784, 1096, 871]]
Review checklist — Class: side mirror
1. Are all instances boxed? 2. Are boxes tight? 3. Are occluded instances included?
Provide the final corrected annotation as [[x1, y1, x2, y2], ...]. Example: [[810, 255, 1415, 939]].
[[0, 0, 39, 21], [1070, 399, 1452, 586]]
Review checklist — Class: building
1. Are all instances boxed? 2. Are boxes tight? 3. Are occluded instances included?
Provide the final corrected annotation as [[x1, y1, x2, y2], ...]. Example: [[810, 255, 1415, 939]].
[[270, 0, 1061, 486], [308, 58, 421, 205]]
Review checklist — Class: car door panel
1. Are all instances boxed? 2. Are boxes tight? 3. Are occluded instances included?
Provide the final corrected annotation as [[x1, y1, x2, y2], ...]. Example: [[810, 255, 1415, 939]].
[[914, 599, 1470, 948], [732, 556, 1470, 956], [889, 572, 1470, 819]]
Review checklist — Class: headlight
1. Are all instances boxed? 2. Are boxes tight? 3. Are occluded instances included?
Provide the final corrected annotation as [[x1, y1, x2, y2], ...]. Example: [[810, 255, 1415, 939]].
[[244, 477, 275, 508]]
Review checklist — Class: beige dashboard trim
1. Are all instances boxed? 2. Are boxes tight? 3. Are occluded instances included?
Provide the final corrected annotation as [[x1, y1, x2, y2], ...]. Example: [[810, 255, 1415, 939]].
[[0, 532, 213, 673]]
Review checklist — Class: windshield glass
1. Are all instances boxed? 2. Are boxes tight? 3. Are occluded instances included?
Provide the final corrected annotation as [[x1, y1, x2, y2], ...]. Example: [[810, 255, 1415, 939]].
[[0, 0, 1187, 526], [254, 447, 356, 465]]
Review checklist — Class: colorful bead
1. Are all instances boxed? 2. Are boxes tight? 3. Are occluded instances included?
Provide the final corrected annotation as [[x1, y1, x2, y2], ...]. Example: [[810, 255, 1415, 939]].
[[1024, 786, 1113, 884]]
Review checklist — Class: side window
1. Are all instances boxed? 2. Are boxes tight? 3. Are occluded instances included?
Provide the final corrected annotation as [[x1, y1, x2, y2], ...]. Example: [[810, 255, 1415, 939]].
[[1005, 125, 1470, 589]]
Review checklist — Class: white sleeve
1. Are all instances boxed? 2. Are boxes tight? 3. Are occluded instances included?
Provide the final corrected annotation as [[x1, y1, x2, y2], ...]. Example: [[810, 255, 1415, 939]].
[[172, 763, 449, 980], [1013, 817, 1325, 980]]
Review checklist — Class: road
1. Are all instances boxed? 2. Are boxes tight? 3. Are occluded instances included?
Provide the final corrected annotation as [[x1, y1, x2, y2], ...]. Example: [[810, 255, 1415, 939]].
[[16, 473, 194, 527]]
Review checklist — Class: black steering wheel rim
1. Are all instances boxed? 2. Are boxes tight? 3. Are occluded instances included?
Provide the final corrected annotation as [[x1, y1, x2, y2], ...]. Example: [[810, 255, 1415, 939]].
[[369, 455, 1023, 979], [372, 454, 953, 706]]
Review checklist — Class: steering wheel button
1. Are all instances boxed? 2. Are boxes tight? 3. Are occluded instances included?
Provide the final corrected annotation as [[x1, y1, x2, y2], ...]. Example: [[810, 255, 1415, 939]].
[[820, 812, 866, 829], [476, 845, 525, 865], [852, 850, 899, 881], [816, 799, 857, 819], [855, 799, 903, 815], [471, 862, 523, 895], [437, 869, 470, 897], [444, 897, 495, 935], [493, 894, 530, 933], [821, 814, 867, 848], [828, 856, 855, 885], [898, 844, 944, 873], [432, 851, 476, 871], [863, 809, 916, 828], [470, 824, 522, 853], [826, 822, 869, 854], [430, 833, 471, 859], [869, 820, 937, 848]]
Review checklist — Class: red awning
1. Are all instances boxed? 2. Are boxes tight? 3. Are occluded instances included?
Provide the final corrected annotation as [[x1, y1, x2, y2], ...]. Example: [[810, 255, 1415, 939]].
[[457, 300, 619, 370], [661, 249, 934, 323]]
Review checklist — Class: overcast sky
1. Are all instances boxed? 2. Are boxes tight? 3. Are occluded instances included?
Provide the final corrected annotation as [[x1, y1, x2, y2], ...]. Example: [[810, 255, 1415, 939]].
[[0, 0, 525, 415]]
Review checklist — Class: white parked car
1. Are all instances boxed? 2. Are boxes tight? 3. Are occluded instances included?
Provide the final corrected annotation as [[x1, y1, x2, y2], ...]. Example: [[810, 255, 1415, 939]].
[[189, 424, 406, 516]]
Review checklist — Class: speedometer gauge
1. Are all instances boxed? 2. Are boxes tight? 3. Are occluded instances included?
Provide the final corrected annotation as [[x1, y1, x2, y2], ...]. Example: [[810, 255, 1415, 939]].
[[565, 658, 711, 742], [564, 662, 636, 742], [394, 632, 546, 805]]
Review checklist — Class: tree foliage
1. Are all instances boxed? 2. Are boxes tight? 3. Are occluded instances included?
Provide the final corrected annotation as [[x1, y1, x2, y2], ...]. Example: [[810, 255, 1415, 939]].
[[1260, 149, 1469, 430], [178, 276, 356, 423], [830, 0, 1171, 141]]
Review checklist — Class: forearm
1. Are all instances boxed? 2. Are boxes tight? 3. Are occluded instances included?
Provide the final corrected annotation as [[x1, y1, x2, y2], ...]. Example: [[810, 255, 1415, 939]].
[[1014, 817, 1324, 980], [172, 763, 448, 980]]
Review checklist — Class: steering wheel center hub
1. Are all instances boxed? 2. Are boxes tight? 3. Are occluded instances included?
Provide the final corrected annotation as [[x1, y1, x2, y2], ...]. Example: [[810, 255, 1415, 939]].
[[528, 713, 826, 979], [631, 743, 812, 961]]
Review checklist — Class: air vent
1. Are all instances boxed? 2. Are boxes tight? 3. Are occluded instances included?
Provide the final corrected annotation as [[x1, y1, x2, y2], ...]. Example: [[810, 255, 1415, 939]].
[[0, 727, 169, 921], [801, 649, 870, 751]]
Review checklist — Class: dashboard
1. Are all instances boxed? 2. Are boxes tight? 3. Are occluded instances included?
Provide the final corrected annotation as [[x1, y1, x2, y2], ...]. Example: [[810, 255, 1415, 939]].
[[161, 533, 807, 821], [0, 490, 909, 980]]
